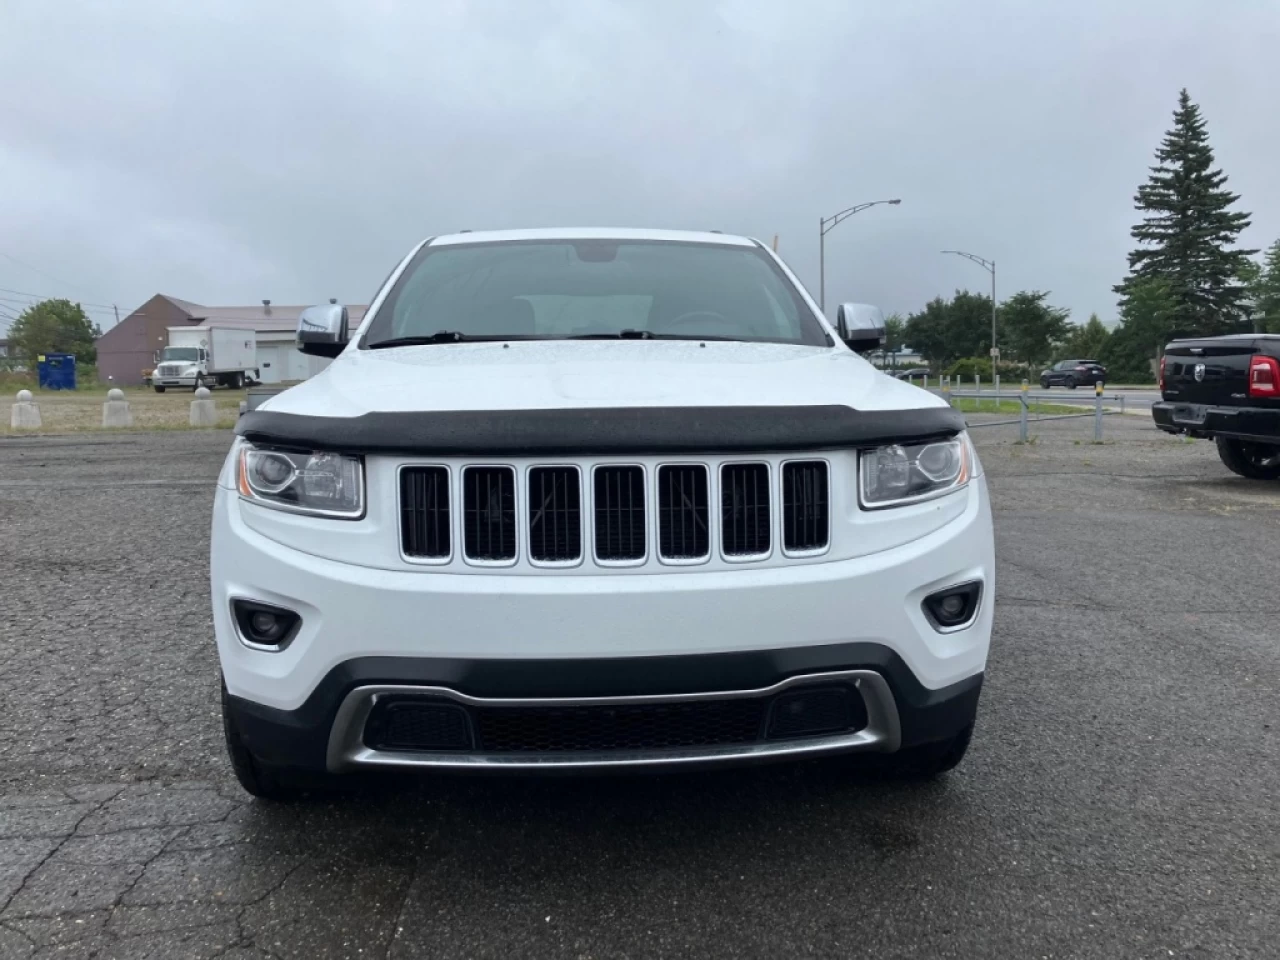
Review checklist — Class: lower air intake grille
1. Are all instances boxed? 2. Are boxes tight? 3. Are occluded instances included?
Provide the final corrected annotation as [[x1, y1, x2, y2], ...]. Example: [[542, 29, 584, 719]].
[[528, 467, 581, 562], [766, 686, 866, 739], [657, 464, 709, 560], [594, 466, 646, 561], [720, 463, 771, 557], [782, 460, 829, 553], [400, 466, 451, 559], [474, 700, 767, 752], [365, 701, 473, 752], [463, 466, 516, 561]]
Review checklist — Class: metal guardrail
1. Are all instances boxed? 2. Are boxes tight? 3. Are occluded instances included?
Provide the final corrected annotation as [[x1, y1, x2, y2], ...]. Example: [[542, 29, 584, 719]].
[[932, 379, 1121, 442]]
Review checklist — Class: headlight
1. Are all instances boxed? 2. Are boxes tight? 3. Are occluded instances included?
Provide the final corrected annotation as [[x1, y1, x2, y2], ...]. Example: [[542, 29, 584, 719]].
[[237, 444, 364, 518], [859, 436, 970, 508]]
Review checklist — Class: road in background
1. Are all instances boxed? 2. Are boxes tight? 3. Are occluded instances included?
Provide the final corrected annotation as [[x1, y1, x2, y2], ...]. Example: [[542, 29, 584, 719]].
[[0, 421, 1275, 959]]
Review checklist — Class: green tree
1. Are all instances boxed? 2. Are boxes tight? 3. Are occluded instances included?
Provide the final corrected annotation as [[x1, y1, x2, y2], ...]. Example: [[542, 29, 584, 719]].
[[1114, 89, 1256, 333], [998, 290, 1070, 369], [8, 299, 101, 367], [881, 312, 906, 367], [903, 296, 950, 368], [1102, 278, 1176, 382], [1059, 313, 1111, 360], [1248, 239, 1280, 333]]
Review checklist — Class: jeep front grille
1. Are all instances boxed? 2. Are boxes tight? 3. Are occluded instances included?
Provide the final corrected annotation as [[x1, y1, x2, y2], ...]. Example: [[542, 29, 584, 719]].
[[398, 459, 830, 567]]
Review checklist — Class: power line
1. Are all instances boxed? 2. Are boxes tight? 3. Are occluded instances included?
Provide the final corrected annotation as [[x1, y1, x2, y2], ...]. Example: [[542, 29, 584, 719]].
[[0, 251, 108, 303], [0, 286, 119, 310]]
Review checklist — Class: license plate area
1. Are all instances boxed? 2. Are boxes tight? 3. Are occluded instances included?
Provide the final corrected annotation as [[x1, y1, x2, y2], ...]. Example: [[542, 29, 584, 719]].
[[1172, 404, 1208, 426]]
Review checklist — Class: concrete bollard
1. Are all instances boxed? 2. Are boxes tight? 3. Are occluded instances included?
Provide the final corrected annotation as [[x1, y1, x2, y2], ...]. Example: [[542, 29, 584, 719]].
[[189, 386, 217, 427], [11, 389, 41, 430], [102, 388, 133, 428]]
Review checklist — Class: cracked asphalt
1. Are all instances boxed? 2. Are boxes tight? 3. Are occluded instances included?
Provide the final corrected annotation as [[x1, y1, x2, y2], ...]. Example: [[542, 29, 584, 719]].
[[0, 417, 1277, 959]]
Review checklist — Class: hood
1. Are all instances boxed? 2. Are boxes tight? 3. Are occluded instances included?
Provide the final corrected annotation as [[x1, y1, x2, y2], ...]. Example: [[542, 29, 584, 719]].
[[261, 341, 946, 417]]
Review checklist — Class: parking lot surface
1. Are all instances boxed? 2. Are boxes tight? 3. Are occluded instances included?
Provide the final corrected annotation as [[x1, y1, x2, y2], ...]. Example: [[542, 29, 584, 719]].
[[0, 418, 1277, 959]]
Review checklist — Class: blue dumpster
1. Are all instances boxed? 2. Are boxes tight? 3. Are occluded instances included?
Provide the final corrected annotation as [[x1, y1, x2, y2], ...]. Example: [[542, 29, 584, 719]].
[[37, 353, 77, 390]]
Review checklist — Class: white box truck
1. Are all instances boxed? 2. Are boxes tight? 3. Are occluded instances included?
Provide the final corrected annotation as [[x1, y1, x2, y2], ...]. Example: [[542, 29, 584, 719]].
[[153, 327, 259, 392]]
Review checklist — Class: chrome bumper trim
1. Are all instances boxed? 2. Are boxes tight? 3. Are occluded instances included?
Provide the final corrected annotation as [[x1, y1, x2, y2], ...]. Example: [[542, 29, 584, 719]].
[[325, 669, 901, 772]]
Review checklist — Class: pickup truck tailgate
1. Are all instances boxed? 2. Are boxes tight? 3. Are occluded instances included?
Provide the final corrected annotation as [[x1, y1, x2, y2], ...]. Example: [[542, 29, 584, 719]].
[[1162, 340, 1254, 406]]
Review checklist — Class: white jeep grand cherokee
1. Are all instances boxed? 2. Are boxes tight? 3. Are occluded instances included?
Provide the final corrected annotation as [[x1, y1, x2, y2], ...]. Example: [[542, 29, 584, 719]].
[[212, 228, 994, 799]]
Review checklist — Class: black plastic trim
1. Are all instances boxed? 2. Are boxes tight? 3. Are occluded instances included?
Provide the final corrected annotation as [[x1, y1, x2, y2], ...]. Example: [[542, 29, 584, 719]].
[[235, 405, 966, 456], [223, 644, 984, 771], [1152, 401, 1280, 443]]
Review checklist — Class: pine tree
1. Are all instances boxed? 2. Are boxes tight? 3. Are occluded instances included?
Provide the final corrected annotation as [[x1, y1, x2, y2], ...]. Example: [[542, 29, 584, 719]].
[[1115, 89, 1256, 334], [1249, 239, 1280, 333]]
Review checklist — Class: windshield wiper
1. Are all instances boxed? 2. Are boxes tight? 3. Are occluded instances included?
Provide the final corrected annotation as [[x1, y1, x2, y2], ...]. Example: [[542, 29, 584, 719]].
[[567, 331, 747, 342], [367, 332, 506, 349]]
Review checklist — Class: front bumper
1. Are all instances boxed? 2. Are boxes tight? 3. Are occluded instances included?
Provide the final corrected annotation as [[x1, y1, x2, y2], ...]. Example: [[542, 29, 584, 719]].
[[225, 649, 984, 773], [155, 376, 198, 387], [1152, 400, 1280, 442], [212, 474, 993, 772]]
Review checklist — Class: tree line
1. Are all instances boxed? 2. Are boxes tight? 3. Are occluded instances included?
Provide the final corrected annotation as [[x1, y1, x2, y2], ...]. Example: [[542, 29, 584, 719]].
[[1, 299, 99, 371], [897, 89, 1280, 383]]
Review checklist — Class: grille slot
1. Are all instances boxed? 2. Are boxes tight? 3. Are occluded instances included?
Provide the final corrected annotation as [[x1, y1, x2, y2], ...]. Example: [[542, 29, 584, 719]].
[[399, 466, 451, 560], [720, 463, 771, 558], [594, 466, 646, 562], [462, 466, 517, 562], [657, 464, 709, 560], [782, 460, 829, 553], [528, 467, 582, 563]]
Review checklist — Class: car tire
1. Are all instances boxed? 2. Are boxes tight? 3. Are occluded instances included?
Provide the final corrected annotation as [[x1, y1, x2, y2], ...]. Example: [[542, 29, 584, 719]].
[[154, 386, 165, 394], [1215, 438, 1280, 481], [221, 680, 303, 802], [888, 724, 974, 779], [1040, 378, 1050, 390], [1065, 376, 1077, 389]]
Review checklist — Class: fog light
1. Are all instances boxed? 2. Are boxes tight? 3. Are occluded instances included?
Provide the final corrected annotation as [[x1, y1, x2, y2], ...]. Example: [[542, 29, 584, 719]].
[[923, 582, 982, 630], [231, 600, 301, 650]]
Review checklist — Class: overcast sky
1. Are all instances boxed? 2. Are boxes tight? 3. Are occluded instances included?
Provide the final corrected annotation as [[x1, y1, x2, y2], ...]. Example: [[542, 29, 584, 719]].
[[1, 0, 1277, 335]]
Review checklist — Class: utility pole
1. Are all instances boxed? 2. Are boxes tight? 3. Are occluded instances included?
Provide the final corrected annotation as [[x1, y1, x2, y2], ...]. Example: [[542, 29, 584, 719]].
[[113, 304, 120, 327], [818, 199, 902, 314], [941, 250, 998, 360]]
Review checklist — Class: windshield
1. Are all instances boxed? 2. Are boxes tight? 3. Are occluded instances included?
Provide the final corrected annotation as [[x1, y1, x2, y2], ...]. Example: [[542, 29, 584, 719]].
[[363, 239, 829, 347], [160, 347, 200, 362]]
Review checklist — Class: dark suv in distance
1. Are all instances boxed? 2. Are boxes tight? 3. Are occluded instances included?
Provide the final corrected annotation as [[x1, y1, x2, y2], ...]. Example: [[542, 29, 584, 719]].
[[1040, 359, 1107, 389]]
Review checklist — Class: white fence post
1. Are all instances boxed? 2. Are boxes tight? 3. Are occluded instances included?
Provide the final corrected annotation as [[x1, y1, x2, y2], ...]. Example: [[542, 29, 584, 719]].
[[189, 387, 217, 427], [102, 388, 132, 428], [10, 389, 41, 430]]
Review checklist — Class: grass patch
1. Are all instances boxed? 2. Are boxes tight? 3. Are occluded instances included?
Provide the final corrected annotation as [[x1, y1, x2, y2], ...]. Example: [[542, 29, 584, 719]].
[[950, 398, 1086, 416], [2, 385, 247, 435]]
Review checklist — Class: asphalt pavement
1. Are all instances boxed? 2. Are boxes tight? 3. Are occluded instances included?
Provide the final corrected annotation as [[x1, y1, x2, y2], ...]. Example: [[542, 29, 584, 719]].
[[0, 418, 1276, 959]]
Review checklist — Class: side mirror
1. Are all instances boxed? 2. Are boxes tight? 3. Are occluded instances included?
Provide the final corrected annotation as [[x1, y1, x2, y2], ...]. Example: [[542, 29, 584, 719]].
[[297, 303, 350, 358], [835, 303, 886, 354]]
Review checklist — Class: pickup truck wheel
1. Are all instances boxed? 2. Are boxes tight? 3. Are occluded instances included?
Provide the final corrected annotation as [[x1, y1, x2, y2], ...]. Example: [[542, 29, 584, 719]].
[[1216, 438, 1280, 480], [885, 724, 974, 780], [221, 681, 303, 802]]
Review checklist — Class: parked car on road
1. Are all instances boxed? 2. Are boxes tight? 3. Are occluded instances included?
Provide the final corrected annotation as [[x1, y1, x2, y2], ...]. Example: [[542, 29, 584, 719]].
[[1040, 359, 1107, 389], [215, 228, 994, 799], [1153, 333, 1280, 479], [892, 367, 932, 380]]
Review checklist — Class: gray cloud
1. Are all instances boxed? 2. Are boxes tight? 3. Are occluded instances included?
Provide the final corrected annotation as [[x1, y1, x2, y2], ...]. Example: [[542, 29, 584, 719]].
[[1, 0, 1277, 333]]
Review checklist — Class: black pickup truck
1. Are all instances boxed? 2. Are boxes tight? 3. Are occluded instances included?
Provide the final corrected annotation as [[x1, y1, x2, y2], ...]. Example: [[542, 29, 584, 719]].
[[1152, 334, 1280, 479]]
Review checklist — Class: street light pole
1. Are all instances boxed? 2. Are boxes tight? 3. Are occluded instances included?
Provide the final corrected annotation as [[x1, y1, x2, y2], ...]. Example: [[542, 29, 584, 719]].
[[941, 250, 998, 360], [818, 198, 901, 314]]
